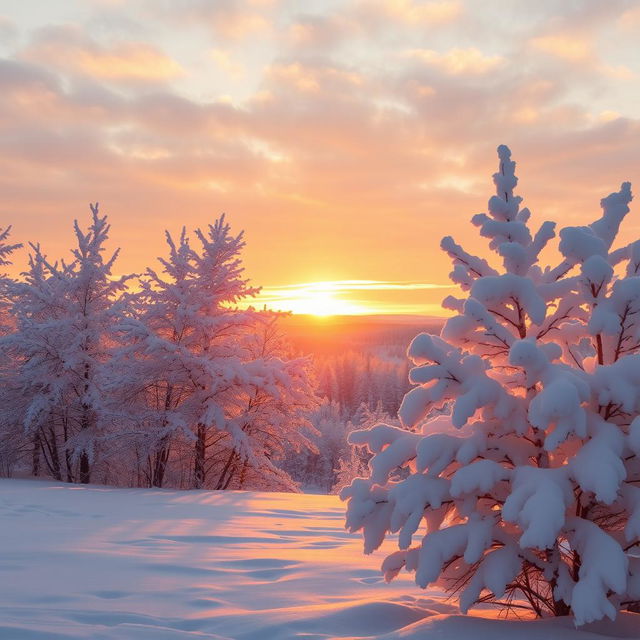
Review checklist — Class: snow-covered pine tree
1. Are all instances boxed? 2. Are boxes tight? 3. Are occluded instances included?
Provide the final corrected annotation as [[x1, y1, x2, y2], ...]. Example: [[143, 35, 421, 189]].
[[111, 216, 317, 490], [1, 205, 128, 483], [0, 226, 21, 329], [342, 145, 640, 624], [0, 226, 21, 272], [0, 227, 22, 476]]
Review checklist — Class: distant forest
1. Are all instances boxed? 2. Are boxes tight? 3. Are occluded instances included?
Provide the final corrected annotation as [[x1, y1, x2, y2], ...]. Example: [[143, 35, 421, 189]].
[[279, 316, 442, 493]]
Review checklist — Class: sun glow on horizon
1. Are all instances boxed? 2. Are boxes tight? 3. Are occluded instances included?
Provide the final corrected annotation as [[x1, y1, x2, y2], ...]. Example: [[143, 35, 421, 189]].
[[282, 291, 363, 316], [256, 281, 374, 316], [247, 280, 453, 317]]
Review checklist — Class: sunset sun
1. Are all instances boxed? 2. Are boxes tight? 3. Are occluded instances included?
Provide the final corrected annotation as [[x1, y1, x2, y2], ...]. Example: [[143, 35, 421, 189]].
[[287, 288, 345, 317], [255, 281, 373, 316]]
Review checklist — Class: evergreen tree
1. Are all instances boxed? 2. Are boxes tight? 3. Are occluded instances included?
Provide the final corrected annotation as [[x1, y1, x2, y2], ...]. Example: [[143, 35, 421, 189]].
[[1, 205, 128, 483], [0, 227, 22, 476], [343, 146, 640, 624]]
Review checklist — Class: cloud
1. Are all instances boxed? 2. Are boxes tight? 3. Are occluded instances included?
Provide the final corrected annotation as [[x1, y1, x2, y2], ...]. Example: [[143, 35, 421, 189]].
[[618, 5, 640, 29], [266, 61, 364, 94], [405, 47, 503, 75], [264, 280, 453, 293], [286, 14, 357, 51], [375, 0, 462, 25], [267, 62, 321, 93], [24, 26, 182, 83], [155, 0, 274, 40], [530, 34, 591, 62]]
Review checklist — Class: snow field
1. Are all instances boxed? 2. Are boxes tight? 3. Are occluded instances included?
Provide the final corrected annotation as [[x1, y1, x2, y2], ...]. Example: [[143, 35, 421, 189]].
[[1, 479, 639, 639]]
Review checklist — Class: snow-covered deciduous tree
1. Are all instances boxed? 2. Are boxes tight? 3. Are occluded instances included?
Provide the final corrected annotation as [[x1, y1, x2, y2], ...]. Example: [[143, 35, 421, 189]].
[[210, 312, 319, 492], [342, 145, 640, 624], [110, 216, 317, 490], [1, 205, 128, 483]]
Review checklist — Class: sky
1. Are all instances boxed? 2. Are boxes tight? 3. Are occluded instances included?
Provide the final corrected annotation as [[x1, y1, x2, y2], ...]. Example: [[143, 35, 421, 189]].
[[1, 0, 639, 315]]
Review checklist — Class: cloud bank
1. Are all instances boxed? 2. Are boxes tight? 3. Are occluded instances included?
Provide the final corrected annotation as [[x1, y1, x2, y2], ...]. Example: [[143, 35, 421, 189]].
[[0, 0, 638, 314]]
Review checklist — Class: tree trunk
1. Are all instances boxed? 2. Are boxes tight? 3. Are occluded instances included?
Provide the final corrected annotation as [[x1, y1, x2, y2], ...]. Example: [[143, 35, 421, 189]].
[[78, 404, 92, 484], [238, 458, 249, 489], [216, 448, 238, 490], [79, 451, 90, 484], [38, 428, 63, 481], [31, 431, 41, 477], [193, 424, 206, 489], [78, 359, 92, 484], [65, 449, 74, 483], [152, 442, 171, 488], [48, 426, 61, 481], [222, 457, 240, 490], [62, 416, 74, 483], [152, 386, 174, 488]]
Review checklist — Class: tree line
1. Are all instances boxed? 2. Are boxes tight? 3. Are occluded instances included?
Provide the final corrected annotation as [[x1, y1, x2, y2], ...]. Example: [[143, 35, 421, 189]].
[[0, 207, 319, 490]]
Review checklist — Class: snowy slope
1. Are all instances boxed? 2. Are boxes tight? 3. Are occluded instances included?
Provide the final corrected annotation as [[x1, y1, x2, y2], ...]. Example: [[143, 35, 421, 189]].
[[0, 478, 638, 639]]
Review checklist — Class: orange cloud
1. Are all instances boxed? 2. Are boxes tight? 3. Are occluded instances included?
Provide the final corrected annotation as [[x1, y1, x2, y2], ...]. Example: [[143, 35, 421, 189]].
[[267, 62, 363, 94], [618, 6, 640, 29], [24, 27, 182, 83], [530, 34, 591, 62], [406, 47, 503, 75], [268, 63, 320, 92], [599, 63, 635, 80], [168, 0, 274, 40], [287, 15, 356, 50], [79, 44, 182, 81], [379, 0, 462, 25]]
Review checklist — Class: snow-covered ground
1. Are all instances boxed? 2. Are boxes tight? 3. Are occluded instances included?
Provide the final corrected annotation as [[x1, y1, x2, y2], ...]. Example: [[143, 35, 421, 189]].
[[1, 478, 638, 639]]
